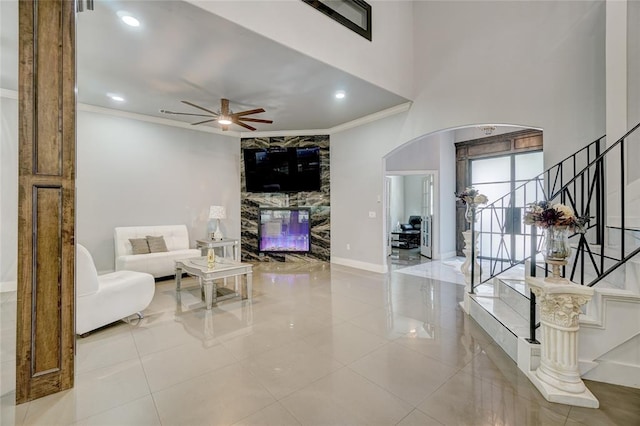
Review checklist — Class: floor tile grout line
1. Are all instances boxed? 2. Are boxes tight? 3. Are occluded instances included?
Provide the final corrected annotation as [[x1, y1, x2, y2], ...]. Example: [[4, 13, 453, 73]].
[[71, 394, 157, 425], [348, 339, 469, 410], [341, 361, 418, 418]]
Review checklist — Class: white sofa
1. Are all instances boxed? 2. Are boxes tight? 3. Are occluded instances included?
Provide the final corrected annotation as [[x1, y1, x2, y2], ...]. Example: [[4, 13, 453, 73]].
[[77, 244, 155, 335], [114, 225, 201, 278]]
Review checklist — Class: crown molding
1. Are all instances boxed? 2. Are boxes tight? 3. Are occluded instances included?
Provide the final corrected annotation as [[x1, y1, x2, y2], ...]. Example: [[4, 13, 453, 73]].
[[328, 102, 412, 134], [78, 103, 241, 137]]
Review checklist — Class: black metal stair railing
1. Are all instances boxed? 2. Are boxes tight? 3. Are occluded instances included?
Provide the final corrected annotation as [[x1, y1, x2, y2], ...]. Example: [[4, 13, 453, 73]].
[[468, 135, 604, 291], [550, 121, 640, 288], [468, 120, 640, 344]]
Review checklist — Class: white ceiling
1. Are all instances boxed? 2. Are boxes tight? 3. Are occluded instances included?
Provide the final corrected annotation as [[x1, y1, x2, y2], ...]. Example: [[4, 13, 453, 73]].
[[0, 0, 410, 133]]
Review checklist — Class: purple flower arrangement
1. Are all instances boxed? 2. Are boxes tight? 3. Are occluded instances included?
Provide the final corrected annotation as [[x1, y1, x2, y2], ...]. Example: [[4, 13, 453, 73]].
[[523, 201, 587, 231]]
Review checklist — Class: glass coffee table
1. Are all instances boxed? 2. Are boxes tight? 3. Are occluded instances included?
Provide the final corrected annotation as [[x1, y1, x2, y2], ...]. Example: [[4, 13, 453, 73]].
[[175, 257, 253, 310]]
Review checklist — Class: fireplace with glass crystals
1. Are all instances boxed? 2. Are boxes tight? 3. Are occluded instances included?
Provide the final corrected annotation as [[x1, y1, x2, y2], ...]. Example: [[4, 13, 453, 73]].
[[258, 207, 311, 253]]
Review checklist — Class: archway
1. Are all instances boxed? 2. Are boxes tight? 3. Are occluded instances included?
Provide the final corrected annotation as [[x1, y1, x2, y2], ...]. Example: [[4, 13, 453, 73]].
[[382, 124, 542, 265]]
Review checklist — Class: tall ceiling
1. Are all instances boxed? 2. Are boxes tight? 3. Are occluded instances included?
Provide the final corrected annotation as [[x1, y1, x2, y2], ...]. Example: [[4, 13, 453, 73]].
[[0, 0, 410, 133]]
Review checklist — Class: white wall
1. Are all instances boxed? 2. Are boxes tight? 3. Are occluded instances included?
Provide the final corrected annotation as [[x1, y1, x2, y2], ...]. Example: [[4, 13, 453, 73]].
[[607, 0, 628, 144], [388, 176, 404, 232], [406, 0, 605, 169], [386, 133, 441, 172], [186, 0, 414, 99], [331, 0, 605, 271], [0, 96, 17, 285], [330, 111, 409, 271], [403, 175, 422, 218], [77, 110, 240, 272], [627, 0, 640, 184], [439, 133, 457, 258]]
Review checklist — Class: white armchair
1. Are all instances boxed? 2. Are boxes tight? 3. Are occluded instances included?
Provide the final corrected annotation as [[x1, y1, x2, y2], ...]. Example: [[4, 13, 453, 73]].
[[76, 244, 155, 335]]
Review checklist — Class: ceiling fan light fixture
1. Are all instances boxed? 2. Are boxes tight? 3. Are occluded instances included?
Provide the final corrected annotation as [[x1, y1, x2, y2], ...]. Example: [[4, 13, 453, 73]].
[[160, 99, 272, 131]]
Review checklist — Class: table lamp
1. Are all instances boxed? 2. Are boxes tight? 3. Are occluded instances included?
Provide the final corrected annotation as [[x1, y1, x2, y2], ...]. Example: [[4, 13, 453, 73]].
[[209, 205, 226, 240]]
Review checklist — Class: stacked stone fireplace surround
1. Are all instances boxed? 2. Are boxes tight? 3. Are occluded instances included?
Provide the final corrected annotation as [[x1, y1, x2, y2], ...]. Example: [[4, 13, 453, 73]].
[[240, 135, 330, 262]]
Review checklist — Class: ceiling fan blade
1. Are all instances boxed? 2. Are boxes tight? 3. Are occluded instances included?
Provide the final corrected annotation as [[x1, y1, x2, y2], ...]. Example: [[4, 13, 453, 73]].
[[221, 98, 230, 116], [181, 101, 218, 116], [234, 120, 256, 131], [160, 110, 212, 117], [191, 119, 216, 126], [238, 117, 273, 124], [234, 108, 265, 117]]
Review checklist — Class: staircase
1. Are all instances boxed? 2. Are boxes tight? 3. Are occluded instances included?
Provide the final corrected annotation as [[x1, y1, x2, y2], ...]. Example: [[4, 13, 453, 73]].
[[466, 122, 640, 389]]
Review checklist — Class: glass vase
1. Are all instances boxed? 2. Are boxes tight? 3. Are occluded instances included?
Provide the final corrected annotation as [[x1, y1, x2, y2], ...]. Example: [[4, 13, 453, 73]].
[[464, 204, 477, 223], [544, 226, 571, 261]]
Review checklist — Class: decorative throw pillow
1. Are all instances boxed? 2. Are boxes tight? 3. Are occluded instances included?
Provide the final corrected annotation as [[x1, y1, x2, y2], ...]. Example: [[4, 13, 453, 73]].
[[129, 238, 150, 255], [146, 235, 168, 253]]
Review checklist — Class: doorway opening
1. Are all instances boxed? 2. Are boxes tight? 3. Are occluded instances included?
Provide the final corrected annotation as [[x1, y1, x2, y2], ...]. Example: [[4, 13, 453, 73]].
[[385, 172, 436, 268]]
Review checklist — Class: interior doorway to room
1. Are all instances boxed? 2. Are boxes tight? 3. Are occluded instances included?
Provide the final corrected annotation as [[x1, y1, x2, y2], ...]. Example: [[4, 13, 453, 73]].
[[385, 172, 436, 266]]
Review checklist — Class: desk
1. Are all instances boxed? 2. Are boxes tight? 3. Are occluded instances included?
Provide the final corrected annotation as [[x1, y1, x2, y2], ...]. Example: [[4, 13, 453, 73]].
[[196, 238, 239, 260], [391, 231, 420, 249], [175, 257, 252, 310]]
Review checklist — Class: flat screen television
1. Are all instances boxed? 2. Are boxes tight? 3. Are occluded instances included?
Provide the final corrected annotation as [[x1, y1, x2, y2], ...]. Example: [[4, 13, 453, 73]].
[[244, 147, 321, 192], [258, 207, 311, 253]]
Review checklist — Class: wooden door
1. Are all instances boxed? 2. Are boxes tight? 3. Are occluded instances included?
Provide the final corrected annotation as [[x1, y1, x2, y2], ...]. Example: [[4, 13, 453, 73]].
[[16, 0, 76, 403]]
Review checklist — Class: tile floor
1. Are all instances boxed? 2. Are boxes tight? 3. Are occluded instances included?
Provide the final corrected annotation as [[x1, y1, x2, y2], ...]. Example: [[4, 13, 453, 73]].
[[1, 254, 639, 425]]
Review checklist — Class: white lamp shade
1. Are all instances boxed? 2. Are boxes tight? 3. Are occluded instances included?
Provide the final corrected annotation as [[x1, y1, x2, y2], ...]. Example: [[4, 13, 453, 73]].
[[209, 206, 226, 220]]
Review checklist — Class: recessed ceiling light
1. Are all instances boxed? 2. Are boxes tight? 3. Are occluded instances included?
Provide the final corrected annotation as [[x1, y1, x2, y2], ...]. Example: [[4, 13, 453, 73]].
[[108, 94, 125, 102], [121, 15, 140, 27], [335, 91, 346, 99], [117, 11, 140, 27]]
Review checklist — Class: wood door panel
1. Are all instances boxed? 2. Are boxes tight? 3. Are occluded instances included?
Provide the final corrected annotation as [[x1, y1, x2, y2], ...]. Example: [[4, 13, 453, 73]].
[[35, 3, 63, 176], [17, 0, 75, 403], [32, 186, 63, 376]]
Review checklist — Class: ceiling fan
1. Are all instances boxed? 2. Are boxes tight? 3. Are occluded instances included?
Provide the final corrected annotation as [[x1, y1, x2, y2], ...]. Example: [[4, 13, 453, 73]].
[[160, 98, 273, 131]]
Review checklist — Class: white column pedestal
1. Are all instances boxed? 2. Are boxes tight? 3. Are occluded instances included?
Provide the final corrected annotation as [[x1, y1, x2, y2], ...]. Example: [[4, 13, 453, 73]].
[[526, 276, 599, 408], [460, 230, 481, 314], [460, 230, 481, 284]]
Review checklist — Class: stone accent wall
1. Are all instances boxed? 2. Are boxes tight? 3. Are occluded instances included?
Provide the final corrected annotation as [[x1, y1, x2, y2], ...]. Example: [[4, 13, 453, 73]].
[[240, 135, 330, 262]]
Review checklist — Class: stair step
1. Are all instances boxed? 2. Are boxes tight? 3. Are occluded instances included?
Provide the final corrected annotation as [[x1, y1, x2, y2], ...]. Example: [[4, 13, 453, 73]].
[[469, 295, 532, 362], [500, 279, 528, 297], [498, 279, 531, 314], [471, 295, 531, 338], [473, 282, 495, 297]]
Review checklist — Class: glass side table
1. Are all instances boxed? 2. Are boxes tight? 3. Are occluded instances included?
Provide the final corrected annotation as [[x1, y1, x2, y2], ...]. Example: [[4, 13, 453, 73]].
[[195, 238, 239, 260]]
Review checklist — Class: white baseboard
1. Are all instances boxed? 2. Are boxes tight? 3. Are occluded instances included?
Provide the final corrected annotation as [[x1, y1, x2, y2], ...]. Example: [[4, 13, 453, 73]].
[[437, 251, 457, 260], [331, 257, 388, 274], [0, 280, 17, 292], [582, 360, 640, 389]]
